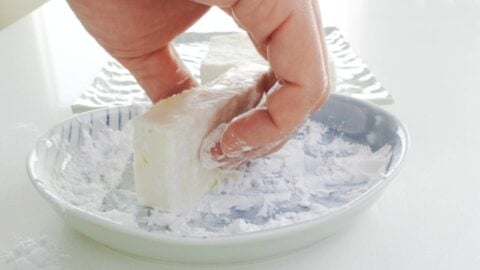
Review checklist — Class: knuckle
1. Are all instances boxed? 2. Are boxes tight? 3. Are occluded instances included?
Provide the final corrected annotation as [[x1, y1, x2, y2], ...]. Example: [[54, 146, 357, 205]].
[[232, 0, 284, 32]]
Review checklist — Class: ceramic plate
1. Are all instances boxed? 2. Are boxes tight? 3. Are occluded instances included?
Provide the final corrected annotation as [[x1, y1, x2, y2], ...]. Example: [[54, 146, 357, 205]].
[[27, 94, 408, 264]]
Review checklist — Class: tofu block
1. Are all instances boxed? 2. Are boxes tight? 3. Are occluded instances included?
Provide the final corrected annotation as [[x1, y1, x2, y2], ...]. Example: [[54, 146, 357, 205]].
[[133, 64, 268, 213], [200, 33, 267, 84]]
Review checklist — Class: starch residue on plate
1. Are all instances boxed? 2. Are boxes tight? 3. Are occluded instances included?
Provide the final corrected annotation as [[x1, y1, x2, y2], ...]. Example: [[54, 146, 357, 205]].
[[48, 119, 391, 238]]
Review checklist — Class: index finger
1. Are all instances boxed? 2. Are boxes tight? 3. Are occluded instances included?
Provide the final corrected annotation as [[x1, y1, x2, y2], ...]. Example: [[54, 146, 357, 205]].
[[194, 0, 330, 155]]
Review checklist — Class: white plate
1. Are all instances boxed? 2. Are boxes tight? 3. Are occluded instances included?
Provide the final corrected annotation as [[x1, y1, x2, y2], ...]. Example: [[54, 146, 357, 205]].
[[71, 28, 394, 113], [27, 94, 408, 264]]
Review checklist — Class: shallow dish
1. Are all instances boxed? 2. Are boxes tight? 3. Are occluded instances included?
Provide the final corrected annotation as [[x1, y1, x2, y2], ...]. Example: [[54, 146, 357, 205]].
[[27, 94, 408, 264]]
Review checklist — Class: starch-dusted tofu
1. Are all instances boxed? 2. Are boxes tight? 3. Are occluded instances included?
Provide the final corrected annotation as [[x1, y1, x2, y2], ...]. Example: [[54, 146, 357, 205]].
[[200, 33, 267, 84], [133, 64, 268, 213]]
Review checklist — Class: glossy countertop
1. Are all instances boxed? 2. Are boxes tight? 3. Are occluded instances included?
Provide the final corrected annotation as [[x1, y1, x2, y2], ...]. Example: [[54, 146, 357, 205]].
[[1, 0, 479, 269]]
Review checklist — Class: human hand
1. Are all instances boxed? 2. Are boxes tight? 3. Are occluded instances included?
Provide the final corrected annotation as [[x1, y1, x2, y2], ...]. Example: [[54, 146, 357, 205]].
[[68, 0, 330, 169], [67, 0, 209, 102], [197, 0, 331, 169]]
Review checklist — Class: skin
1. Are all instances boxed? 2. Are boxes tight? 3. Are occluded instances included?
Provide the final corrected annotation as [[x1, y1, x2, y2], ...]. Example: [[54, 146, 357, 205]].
[[68, 0, 331, 169]]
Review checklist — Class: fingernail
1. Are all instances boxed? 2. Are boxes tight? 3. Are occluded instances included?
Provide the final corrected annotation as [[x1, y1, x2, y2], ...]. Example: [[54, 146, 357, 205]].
[[199, 123, 227, 169], [221, 127, 253, 156]]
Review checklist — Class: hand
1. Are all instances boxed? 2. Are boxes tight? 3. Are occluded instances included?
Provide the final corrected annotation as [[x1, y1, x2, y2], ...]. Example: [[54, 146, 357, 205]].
[[67, 0, 209, 102], [68, 0, 331, 169], [197, 0, 331, 169]]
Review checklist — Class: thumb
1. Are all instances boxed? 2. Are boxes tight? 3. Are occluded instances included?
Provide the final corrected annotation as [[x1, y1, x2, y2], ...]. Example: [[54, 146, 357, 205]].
[[119, 44, 198, 103]]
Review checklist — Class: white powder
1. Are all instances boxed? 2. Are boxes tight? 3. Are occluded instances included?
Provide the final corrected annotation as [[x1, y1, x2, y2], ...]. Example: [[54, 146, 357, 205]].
[[1, 236, 68, 270], [48, 119, 391, 238], [50, 127, 133, 213]]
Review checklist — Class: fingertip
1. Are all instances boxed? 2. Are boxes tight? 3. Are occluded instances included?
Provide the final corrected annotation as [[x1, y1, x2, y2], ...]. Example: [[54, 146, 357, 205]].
[[220, 120, 253, 156], [199, 123, 227, 169], [200, 122, 253, 170], [220, 108, 285, 155]]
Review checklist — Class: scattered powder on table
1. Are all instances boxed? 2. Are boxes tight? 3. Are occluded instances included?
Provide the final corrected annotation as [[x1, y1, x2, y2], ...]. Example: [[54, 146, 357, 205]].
[[48, 119, 392, 238], [1, 236, 68, 270]]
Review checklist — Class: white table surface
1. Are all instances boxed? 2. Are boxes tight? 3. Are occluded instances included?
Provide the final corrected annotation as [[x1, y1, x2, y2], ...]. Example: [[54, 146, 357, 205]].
[[1, 1, 479, 269]]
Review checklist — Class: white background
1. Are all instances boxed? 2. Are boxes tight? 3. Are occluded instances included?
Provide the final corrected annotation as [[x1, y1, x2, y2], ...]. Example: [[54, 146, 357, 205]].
[[0, 0, 479, 269]]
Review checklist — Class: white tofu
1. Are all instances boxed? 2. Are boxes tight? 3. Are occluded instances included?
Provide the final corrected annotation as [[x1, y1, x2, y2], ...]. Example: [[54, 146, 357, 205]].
[[133, 64, 268, 213], [200, 33, 267, 84]]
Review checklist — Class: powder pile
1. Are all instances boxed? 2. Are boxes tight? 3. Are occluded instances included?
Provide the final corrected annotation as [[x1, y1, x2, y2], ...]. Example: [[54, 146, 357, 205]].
[[49, 119, 392, 237], [1, 236, 68, 270]]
